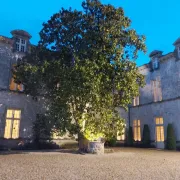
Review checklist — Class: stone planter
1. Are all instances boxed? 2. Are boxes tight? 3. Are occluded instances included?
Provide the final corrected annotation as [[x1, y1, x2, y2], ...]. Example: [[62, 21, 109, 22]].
[[88, 141, 104, 155]]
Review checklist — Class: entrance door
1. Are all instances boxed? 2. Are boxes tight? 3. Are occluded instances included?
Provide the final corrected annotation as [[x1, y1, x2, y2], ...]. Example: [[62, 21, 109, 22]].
[[155, 117, 164, 149]]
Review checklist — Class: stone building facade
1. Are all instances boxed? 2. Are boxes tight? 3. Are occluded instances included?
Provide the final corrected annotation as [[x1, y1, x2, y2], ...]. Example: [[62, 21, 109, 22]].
[[127, 38, 180, 149], [0, 30, 43, 148], [1, 29, 180, 149]]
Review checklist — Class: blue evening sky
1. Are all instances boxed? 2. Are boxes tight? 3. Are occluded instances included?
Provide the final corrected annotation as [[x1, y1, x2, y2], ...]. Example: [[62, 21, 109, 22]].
[[0, 0, 179, 66]]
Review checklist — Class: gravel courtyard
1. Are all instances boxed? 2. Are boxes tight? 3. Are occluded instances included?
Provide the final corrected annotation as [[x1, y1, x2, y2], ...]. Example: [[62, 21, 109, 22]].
[[0, 148, 180, 180]]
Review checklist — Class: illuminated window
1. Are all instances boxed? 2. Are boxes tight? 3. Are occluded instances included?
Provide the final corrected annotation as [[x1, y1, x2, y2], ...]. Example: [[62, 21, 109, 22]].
[[4, 109, 21, 139], [133, 120, 141, 141], [155, 117, 164, 142], [133, 96, 139, 106], [10, 77, 24, 92], [117, 128, 125, 141], [16, 38, 26, 52], [152, 78, 162, 102]]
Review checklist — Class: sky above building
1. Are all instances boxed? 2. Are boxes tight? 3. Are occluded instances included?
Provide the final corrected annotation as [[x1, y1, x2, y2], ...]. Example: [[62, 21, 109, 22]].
[[0, 0, 179, 66]]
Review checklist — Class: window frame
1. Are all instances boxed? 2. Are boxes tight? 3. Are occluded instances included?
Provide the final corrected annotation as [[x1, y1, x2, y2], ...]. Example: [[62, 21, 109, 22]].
[[9, 77, 24, 92], [4, 109, 21, 139], [117, 126, 126, 141], [133, 96, 140, 106], [155, 117, 164, 142], [16, 38, 26, 52], [152, 58, 159, 70], [152, 79, 162, 102], [133, 120, 141, 141], [178, 47, 180, 58]]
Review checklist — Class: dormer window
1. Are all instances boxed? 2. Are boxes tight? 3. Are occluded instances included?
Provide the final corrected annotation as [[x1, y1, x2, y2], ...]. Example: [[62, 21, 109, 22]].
[[177, 47, 180, 58], [152, 58, 159, 70], [16, 38, 26, 52]]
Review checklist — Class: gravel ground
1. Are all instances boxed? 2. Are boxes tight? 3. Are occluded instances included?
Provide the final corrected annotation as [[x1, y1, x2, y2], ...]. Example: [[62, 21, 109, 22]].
[[0, 148, 180, 180]]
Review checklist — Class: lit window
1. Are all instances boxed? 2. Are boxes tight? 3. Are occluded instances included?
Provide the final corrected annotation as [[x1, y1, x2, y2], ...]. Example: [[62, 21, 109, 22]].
[[133, 96, 139, 106], [152, 78, 162, 102], [133, 120, 141, 141], [152, 58, 159, 70], [155, 117, 164, 142], [4, 109, 21, 139], [10, 77, 24, 92], [117, 128, 125, 141], [16, 38, 26, 52]]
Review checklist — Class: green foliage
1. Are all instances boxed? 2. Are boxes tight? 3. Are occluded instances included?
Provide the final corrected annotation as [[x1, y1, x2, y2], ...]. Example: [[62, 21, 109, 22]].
[[32, 114, 52, 144], [106, 136, 117, 147], [142, 124, 151, 147], [15, 141, 60, 150], [127, 126, 133, 146], [14, 0, 146, 144], [166, 124, 176, 150]]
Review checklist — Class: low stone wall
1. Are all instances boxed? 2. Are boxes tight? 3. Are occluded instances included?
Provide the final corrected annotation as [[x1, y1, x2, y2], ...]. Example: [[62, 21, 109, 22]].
[[88, 141, 104, 155]]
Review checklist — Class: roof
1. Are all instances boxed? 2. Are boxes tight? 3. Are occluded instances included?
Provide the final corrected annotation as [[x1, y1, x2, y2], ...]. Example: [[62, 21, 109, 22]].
[[0, 35, 13, 45], [173, 37, 180, 46], [149, 50, 163, 58], [11, 30, 32, 39]]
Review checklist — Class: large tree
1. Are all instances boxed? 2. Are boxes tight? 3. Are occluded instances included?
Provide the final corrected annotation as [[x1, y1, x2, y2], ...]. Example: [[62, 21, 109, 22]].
[[14, 0, 146, 150]]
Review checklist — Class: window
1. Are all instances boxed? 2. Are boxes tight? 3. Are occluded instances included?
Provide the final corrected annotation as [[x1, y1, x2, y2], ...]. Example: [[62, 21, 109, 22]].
[[178, 47, 180, 58], [152, 58, 159, 70], [133, 96, 139, 106], [16, 38, 26, 52], [10, 77, 24, 92], [152, 78, 162, 102], [155, 117, 164, 142], [133, 120, 141, 141], [4, 109, 21, 139], [117, 128, 125, 141]]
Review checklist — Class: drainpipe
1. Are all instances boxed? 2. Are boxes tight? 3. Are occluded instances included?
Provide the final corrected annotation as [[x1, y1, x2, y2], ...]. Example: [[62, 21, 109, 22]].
[[128, 105, 131, 128]]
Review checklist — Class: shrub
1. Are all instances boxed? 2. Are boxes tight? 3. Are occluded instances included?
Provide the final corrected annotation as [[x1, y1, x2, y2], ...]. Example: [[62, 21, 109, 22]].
[[14, 141, 60, 150], [166, 124, 176, 150], [106, 136, 117, 147], [127, 126, 133, 146], [33, 114, 52, 145], [142, 124, 151, 148]]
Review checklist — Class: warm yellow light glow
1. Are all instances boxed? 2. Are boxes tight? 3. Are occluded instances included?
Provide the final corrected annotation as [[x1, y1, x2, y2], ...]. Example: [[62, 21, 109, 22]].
[[133, 120, 141, 141], [4, 119, 12, 139], [52, 131, 59, 139], [12, 120, 20, 139], [6, 110, 13, 118], [14, 110, 21, 119], [4, 109, 21, 139], [10, 77, 24, 92], [117, 128, 125, 141], [133, 96, 139, 106], [152, 79, 162, 102], [155, 117, 164, 142]]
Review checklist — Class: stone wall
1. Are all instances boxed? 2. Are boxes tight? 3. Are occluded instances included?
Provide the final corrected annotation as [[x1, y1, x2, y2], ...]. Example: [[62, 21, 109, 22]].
[[0, 32, 44, 148], [0, 91, 43, 139], [128, 48, 180, 148]]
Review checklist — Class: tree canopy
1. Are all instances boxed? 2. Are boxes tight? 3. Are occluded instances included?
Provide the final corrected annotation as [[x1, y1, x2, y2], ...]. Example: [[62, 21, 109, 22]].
[[14, 0, 146, 143]]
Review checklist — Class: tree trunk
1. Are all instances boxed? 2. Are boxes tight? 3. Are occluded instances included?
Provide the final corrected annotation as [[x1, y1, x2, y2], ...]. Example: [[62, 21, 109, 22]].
[[78, 133, 89, 153]]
